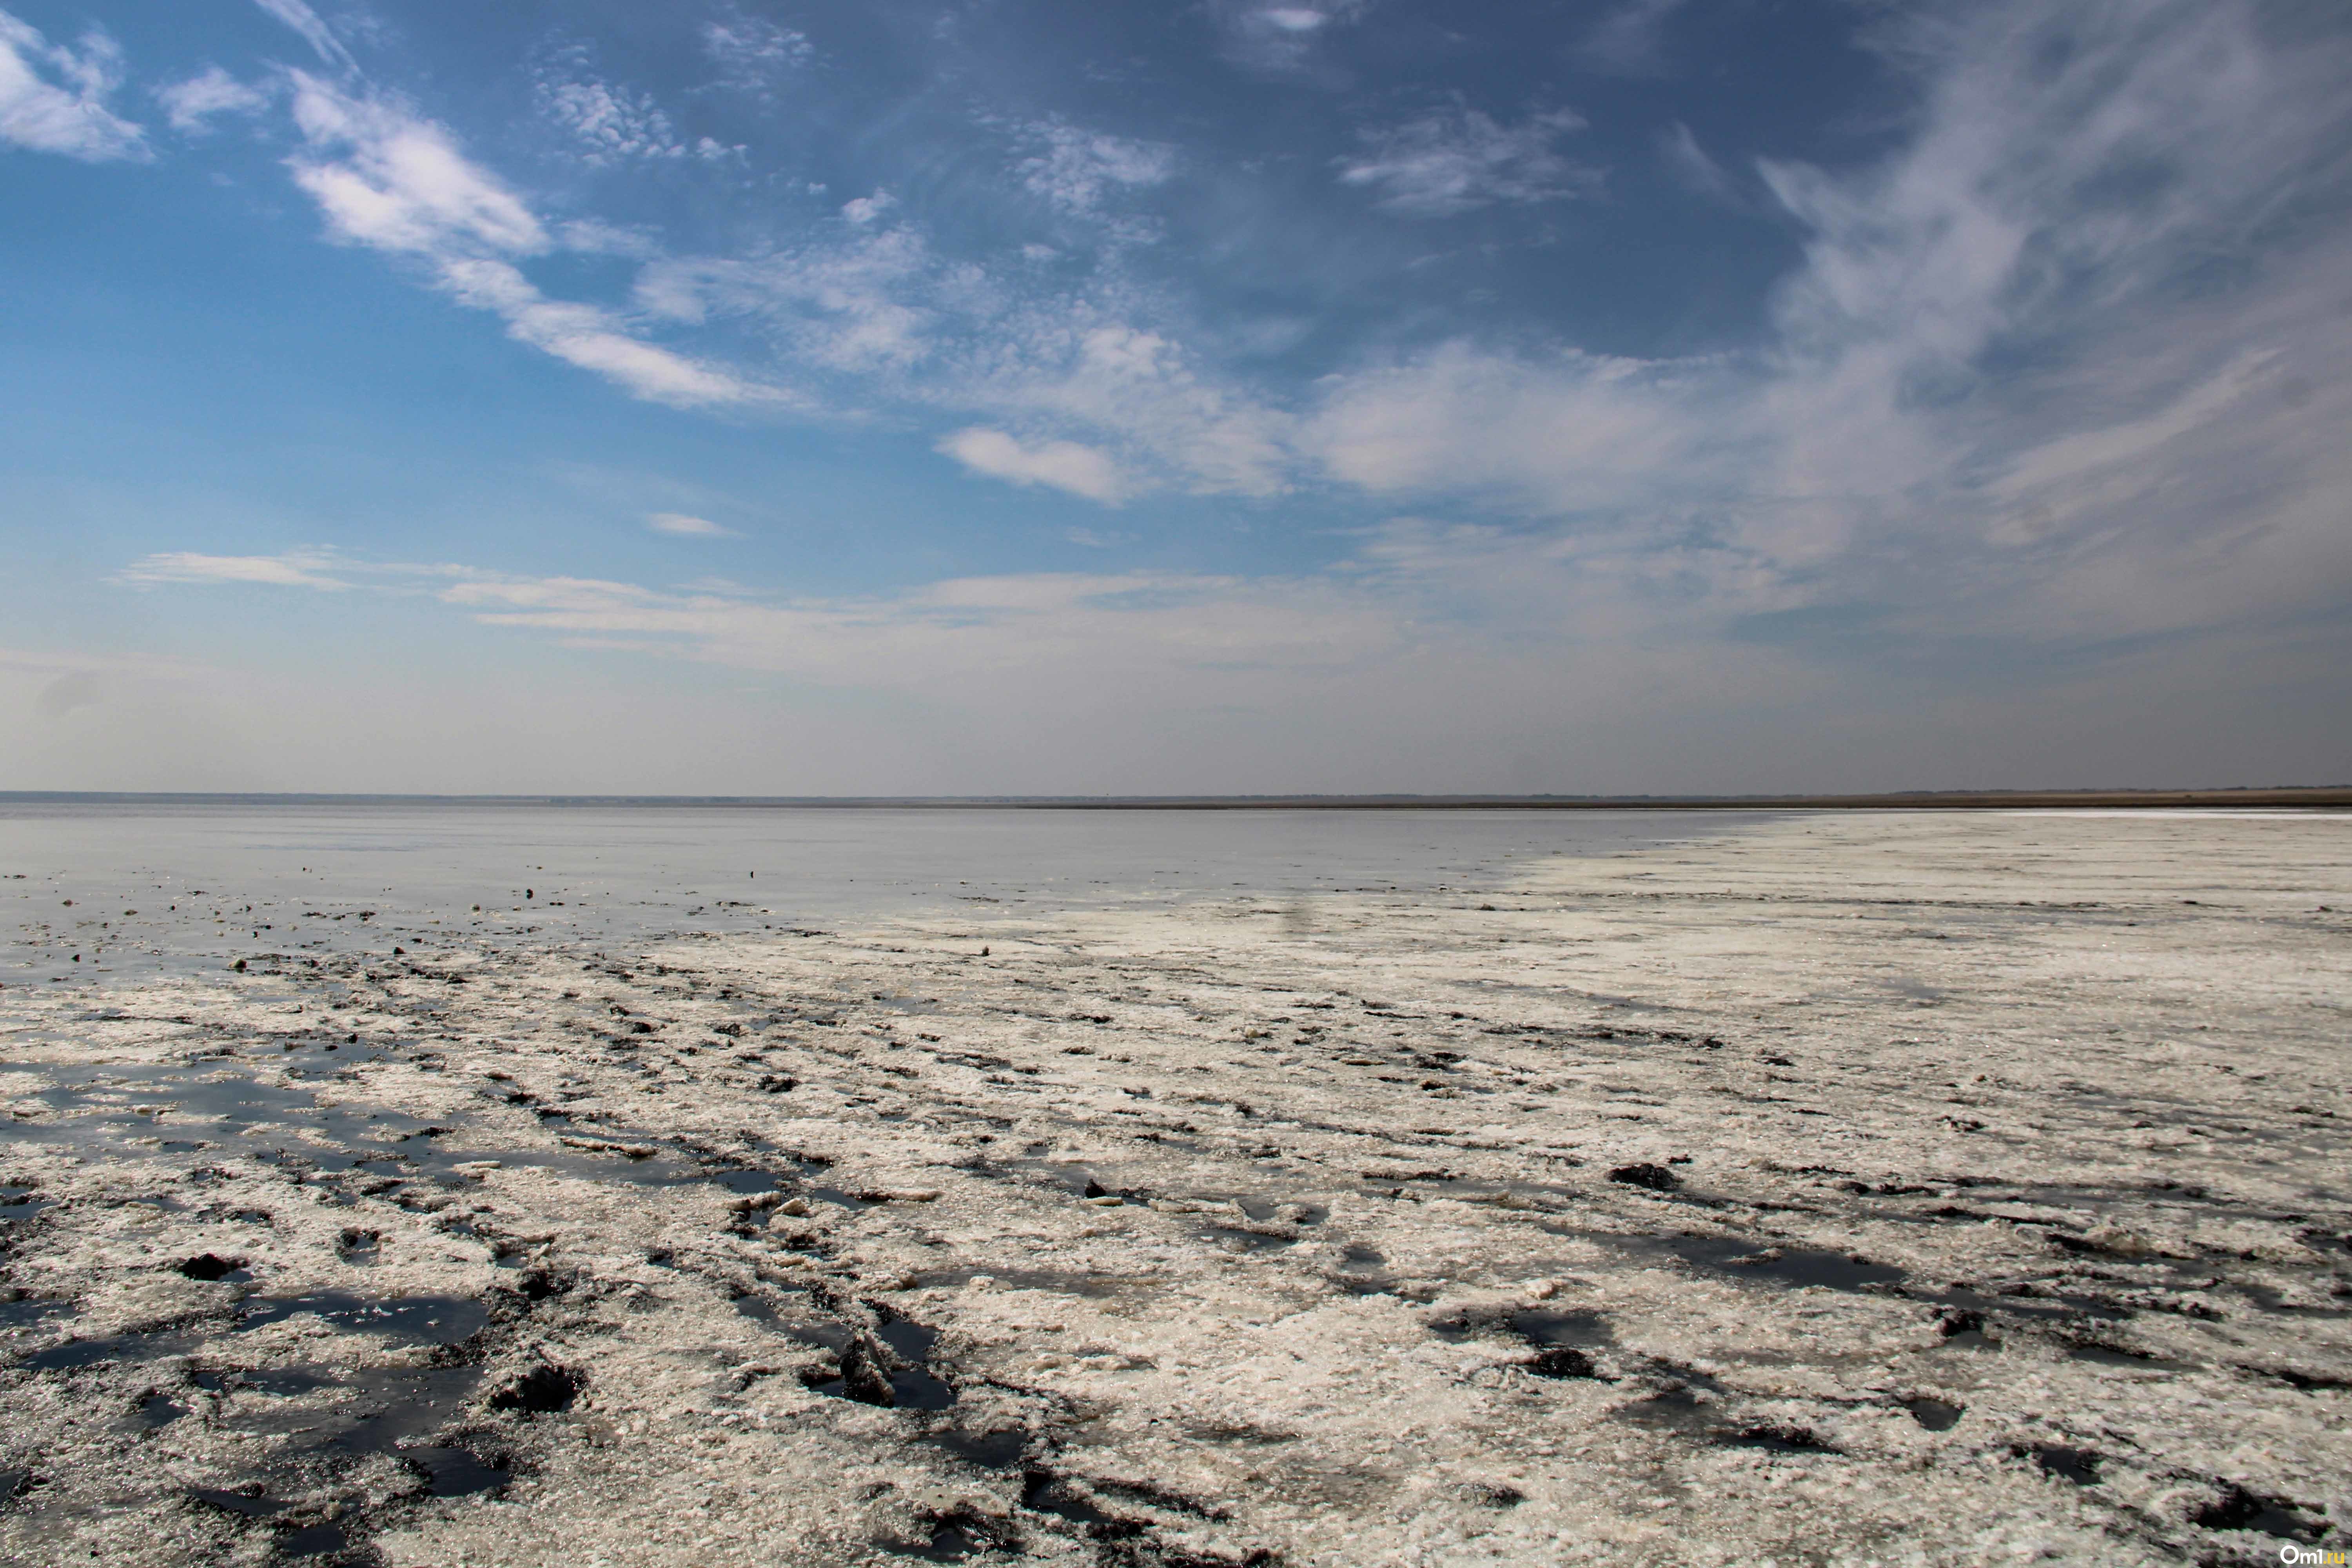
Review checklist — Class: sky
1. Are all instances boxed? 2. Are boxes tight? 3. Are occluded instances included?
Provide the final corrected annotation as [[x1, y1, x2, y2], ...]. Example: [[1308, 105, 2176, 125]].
[[4, 0, 2350, 795]]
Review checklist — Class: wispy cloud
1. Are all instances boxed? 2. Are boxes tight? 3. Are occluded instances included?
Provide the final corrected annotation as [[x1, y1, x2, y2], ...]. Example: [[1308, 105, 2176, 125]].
[[1295, 0, 2352, 656], [1338, 106, 1597, 218], [1018, 122, 1176, 216], [157, 66, 272, 134], [250, 0, 355, 73], [1657, 120, 1739, 206], [646, 512, 736, 537], [0, 9, 145, 161], [939, 428, 1130, 504], [1579, 0, 1684, 78], [1209, 0, 1367, 74], [118, 549, 1405, 692], [288, 74, 546, 254], [284, 74, 776, 409], [702, 11, 812, 94], [118, 550, 352, 589]]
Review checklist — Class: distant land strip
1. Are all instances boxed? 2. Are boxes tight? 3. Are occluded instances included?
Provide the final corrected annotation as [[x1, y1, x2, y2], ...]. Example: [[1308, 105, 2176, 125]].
[[4, 788, 2350, 811]]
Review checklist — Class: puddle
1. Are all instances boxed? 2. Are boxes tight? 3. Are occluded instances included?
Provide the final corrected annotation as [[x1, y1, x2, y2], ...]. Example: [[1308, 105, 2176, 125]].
[[2192, 1483, 2327, 1542], [0, 1296, 71, 1332], [1718, 1424, 1836, 1454], [2023, 1444, 2102, 1485], [1639, 1235, 1907, 1294], [189, 1485, 281, 1519], [235, 1291, 487, 1345], [798, 1317, 955, 1410], [1615, 1386, 1716, 1432], [277, 1519, 350, 1557], [1020, 1468, 1124, 1530], [1903, 1397, 1963, 1431], [1429, 1303, 1613, 1374], [874, 1319, 956, 1410], [403, 1444, 510, 1497], [21, 1330, 197, 1372], [134, 1392, 188, 1427]]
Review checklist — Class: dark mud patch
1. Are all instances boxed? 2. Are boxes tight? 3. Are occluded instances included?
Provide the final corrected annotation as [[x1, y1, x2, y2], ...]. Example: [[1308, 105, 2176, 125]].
[[1431, 1304, 1611, 1377], [2020, 1444, 2102, 1486], [800, 1318, 955, 1410], [189, 1484, 283, 1519], [1615, 1385, 1717, 1432], [1719, 1424, 1837, 1454], [2190, 1482, 2327, 1541], [927, 1427, 1029, 1470], [404, 1443, 511, 1497], [486, 1363, 582, 1415], [1672, 1237, 1904, 1292], [134, 1390, 189, 1427], [1902, 1396, 1963, 1431]]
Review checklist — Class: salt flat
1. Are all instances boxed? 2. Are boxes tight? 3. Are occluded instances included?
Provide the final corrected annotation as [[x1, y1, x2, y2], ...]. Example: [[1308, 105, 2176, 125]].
[[2, 810, 2347, 1565]]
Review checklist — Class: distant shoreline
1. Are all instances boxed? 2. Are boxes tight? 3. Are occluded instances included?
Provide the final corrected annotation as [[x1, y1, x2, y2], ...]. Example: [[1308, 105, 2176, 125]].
[[4, 787, 2350, 811]]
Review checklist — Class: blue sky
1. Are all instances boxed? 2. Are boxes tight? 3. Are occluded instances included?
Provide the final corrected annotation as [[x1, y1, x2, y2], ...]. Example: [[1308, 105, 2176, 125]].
[[4, 0, 2349, 793]]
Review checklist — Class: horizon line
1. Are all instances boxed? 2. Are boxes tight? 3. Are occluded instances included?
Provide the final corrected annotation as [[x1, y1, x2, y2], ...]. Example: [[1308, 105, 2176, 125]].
[[4, 786, 2350, 811]]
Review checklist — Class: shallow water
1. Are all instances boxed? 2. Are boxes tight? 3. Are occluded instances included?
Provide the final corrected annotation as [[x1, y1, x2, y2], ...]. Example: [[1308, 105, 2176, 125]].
[[0, 797, 1756, 984]]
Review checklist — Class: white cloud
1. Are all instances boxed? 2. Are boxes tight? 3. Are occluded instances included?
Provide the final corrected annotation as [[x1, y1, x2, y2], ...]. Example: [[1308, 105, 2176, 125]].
[[288, 74, 546, 254], [157, 67, 272, 134], [1299, 0, 2352, 653], [438, 258, 774, 408], [1018, 123, 1175, 216], [703, 13, 812, 92], [939, 428, 1130, 505], [1338, 107, 1597, 218], [1306, 345, 1726, 515], [250, 0, 354, 72], [282, 76, 773, 409], [964, 322, 1296, 499], [0, 10, 144, 161], [534, 58, 685, 165], [647, 512, 736, 537], [118, 550, 350, 589]]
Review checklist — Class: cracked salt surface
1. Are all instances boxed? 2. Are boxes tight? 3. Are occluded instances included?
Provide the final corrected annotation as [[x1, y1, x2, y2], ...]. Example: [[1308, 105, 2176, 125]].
[[2, 808, 2349, 1564]]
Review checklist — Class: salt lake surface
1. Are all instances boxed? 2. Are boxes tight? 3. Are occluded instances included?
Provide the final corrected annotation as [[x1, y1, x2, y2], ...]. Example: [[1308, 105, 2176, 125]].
[[1, 805, 2347, 1566], [0, 797, 1753, 981]]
